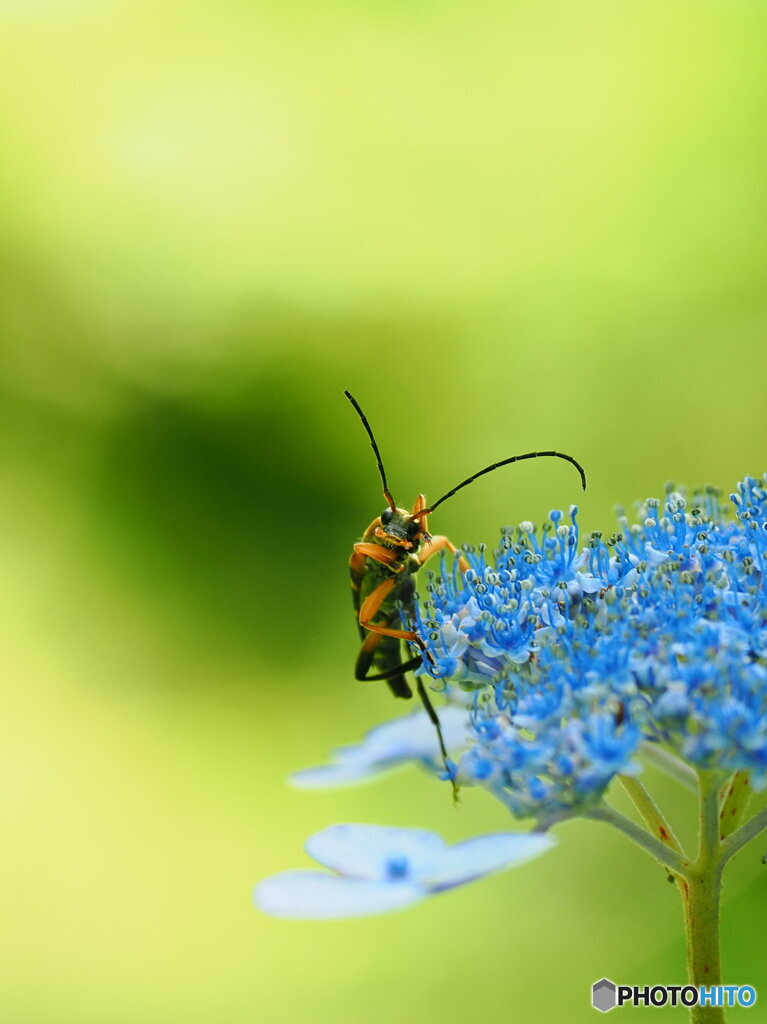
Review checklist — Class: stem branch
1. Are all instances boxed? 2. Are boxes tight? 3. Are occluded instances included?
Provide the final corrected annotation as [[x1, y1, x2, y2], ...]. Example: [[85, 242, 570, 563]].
[[585, 803, 690, 877], [641, 742, 698, 792], [618, 774, 687, 862], [720, 804, 767, 866]]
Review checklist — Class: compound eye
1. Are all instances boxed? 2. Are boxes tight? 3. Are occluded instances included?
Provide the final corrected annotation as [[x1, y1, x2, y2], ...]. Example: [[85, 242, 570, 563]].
[[381, 509, 393, 525], [406, 519, 420, 540]]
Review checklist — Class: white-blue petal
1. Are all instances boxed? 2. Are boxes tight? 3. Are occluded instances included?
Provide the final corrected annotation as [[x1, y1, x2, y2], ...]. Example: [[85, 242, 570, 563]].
[[306, 824, 446, 880], [289, 760, 398, 789], [288, 707, 471, 790], [418, 832, 556, 890], [356, 706, 470, 762], [574, 572, 604, 594], [254, 871, 425, 919]]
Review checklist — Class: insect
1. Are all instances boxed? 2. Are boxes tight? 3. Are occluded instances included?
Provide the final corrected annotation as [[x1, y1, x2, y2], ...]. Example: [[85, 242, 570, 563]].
[[345, 389, 586, 783]]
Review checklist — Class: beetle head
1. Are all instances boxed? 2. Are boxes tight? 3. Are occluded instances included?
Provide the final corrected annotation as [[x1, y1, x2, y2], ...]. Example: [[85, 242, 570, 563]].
[[374, 506, 424, 551]]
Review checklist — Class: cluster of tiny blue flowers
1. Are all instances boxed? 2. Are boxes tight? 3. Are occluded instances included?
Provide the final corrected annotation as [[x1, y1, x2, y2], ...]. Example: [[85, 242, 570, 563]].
[[413, 477, 767, 820]]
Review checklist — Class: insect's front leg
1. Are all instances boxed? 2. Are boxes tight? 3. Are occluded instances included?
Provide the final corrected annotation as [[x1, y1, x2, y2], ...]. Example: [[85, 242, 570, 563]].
[[352, 541, 401, 568], [412, 493, 431, 542], [358, 577, 417, 640], [416, 535, 470, 573]]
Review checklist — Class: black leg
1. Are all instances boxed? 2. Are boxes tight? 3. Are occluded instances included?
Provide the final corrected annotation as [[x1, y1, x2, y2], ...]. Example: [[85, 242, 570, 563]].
[[355, 618, 459, 800], [416, 676, 449, 763]]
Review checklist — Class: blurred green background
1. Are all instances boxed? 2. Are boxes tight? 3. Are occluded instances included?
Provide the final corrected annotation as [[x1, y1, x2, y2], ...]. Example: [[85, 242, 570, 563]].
[[2, 1, 766, 1021]]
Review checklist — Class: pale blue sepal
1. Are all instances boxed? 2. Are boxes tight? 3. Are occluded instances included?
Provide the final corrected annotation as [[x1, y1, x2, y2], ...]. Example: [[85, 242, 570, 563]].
[[289, 707, 470, 790], [347, 706, 470, 762], [290, 760, 388, 789], [254, 870, 425, 919], [420, 832, 556, 890], [306, 824, 446, 879]]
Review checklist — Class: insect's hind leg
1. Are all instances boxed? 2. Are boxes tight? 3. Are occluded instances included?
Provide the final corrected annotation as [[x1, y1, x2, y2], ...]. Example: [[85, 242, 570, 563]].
[[355, 629, 459, 799], [355, 652, 424, 685], [354, 620, 419, 697], [414, 676, 448, 761], [415, 676, 459, 802]]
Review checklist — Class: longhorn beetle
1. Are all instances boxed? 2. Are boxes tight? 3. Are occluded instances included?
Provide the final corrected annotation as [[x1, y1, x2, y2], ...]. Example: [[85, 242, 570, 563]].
[[345, 389, 586, 784]]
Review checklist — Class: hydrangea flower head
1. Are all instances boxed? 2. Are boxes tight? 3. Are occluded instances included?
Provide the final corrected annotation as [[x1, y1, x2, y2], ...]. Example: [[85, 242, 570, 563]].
[[413, 477, 767, 820]]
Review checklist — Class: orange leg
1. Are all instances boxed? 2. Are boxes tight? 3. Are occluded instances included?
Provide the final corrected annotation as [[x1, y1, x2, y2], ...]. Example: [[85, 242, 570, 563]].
[[358, 577, 417, 640], [352, 541, 402, 569], [417, 534, 470, 574], [357, 537, 469, 639], [412, 493, 430, 539]]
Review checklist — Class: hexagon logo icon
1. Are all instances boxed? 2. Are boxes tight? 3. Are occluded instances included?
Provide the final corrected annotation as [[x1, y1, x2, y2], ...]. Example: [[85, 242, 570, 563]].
[[592, 978, 617, 1013]]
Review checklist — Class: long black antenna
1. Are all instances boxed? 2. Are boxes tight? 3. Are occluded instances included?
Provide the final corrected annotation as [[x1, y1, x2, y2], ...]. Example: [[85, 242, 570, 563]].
[[413, 450, 586, 519], [344, 390, 397, 510]]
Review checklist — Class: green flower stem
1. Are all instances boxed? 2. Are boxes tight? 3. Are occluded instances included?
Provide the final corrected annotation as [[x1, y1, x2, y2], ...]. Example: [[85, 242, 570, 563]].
[[681, 771, 726, 1024], [591, 771, 732, 1024], [699, 771, 723, 863], [681, 868, 724, 1024]]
